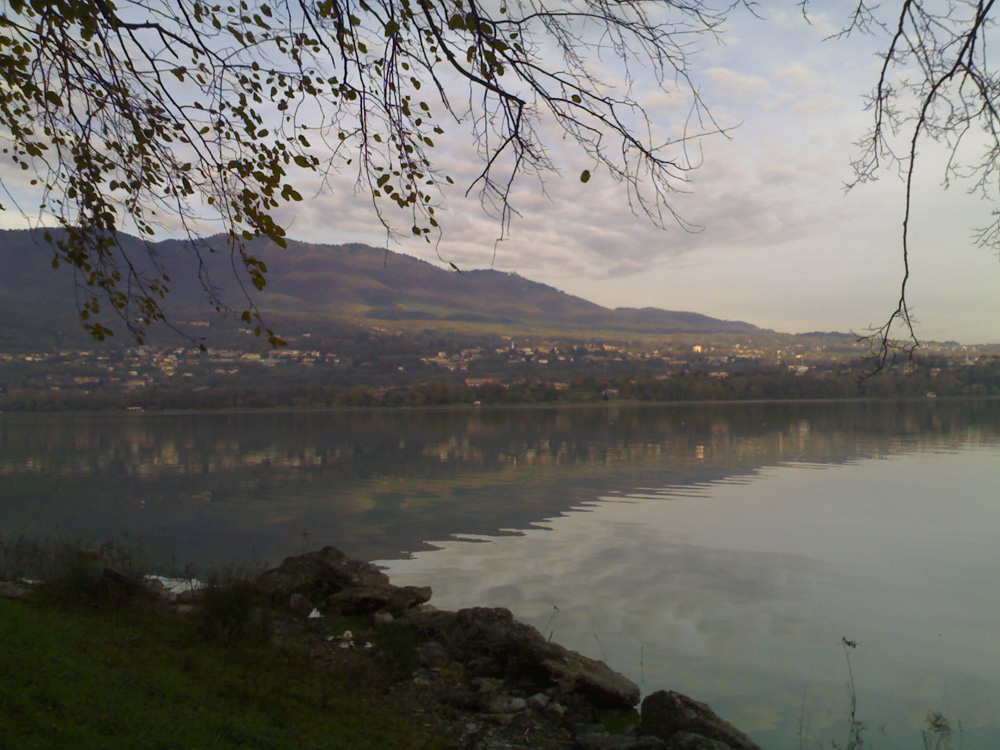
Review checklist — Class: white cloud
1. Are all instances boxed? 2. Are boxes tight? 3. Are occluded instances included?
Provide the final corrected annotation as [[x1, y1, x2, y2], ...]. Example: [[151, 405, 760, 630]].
[[766, 7, 839, 39], [702, 67, 775, 107], [775, 61, 830, 92]]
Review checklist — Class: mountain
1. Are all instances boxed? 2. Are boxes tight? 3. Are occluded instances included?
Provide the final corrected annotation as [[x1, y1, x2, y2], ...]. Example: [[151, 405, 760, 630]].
[[0, 229, 759, 348]]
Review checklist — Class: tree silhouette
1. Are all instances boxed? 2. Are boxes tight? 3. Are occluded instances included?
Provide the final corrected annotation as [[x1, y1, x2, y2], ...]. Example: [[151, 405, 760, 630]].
[[0, 0, 740, 344], [805, 0, 1000, 371]]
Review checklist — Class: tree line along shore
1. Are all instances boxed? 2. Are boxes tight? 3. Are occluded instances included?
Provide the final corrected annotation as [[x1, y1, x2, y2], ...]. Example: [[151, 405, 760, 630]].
[[3, 360, 1000, 412]]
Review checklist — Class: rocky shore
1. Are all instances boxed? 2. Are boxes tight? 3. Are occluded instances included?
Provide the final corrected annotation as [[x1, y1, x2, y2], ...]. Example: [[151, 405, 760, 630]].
[[254, 546, 763, 750], [3, 545, 764, 750]]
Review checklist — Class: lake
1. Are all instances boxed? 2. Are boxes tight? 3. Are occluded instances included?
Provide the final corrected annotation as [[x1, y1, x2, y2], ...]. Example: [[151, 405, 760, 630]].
[[2, 399, 998, 749]]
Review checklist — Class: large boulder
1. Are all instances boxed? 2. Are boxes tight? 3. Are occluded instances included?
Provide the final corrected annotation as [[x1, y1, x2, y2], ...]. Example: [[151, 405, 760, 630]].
[[402, 606, 640, 710], [639, 691, 763, 750], [254, 546, 431, 616]]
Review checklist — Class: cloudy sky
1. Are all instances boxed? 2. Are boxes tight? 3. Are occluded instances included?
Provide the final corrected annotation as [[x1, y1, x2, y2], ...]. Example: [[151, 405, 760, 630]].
[[281, 1, 997, 344], [3, 1, 997, 343]]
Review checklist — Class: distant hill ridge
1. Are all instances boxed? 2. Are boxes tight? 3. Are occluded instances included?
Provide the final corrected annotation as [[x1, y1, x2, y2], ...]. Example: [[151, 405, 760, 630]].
[[0, 229, 760, 346]]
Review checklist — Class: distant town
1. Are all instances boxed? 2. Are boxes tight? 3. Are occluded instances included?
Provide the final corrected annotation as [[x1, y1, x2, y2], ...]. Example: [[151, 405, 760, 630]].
[[4, 229, 998, 410], [2, 329, 998, 411]]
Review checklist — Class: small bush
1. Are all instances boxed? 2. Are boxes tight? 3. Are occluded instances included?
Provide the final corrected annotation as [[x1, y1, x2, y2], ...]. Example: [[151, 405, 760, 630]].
[[0, 534, 46, 581], [47, 539, 150, 605], [1, 534, 151, 607], [198, 567, 271, 645], [923, 711, 962, 750], [372, 620, 420, 676]]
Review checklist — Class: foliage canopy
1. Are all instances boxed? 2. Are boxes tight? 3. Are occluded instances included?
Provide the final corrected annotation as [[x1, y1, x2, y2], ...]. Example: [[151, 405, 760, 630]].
[[1, 0, 737, 345]]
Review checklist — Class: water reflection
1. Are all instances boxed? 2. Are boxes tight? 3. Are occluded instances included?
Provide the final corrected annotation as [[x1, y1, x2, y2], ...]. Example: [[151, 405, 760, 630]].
[[2, 400, 999, 567], [381, 447, 1000, 750]]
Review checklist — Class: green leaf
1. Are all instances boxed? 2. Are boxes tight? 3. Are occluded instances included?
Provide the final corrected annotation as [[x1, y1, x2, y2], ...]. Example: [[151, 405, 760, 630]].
[[580, 170, 591, 183], [384, 20, 399, 36]]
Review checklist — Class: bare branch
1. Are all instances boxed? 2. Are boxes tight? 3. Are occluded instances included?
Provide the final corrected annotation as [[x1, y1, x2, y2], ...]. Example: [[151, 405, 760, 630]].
[[809, 0, 1000, 375], [1, 0, 749, 344]]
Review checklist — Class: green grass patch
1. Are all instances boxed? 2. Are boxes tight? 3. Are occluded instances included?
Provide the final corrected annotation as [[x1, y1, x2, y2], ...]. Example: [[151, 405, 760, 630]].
[[0, 595, 440, 749]]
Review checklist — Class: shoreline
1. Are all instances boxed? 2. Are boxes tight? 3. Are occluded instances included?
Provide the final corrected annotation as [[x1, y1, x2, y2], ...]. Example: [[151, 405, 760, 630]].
[[2, 393, 991, 418], [1, 545, 764, 750]]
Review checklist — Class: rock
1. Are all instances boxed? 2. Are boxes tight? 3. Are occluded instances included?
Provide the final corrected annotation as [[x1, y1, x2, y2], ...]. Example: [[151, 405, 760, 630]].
[[668, 732, 737, 750], [472, 677, 505, 695], [638, 691, 763, 750], [547, 702, 568, 718], [415, 640, 450, 668], [486, 712, 515, 726], [93, 567, 159, 604], [327, 584, 433, 616], [142, 576, 168, 594], [541, 650, 641, 710], [629, 740, 672, 750], [254, 546, 431, 615], [0, 580, 33, 599], [483, 696, 510, 714], [402, 606, 640, 710], [527, 692, 550, 710], [576, 733, 670, 750]]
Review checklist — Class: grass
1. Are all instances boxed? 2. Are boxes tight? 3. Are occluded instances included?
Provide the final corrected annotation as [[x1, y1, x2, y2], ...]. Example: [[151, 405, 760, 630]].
[[196, 565, 271, 646], [0, 593, 442, 749], [818, 638, 964, 750], [0, 534, 150, 599], [0, 535, 443, 749]]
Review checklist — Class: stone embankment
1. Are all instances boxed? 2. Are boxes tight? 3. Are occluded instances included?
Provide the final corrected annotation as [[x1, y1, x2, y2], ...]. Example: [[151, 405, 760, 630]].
[[252, 546, 764, 750]]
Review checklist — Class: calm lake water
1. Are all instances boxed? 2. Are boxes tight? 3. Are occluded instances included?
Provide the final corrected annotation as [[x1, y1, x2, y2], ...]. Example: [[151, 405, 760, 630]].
[[2, 399, 998, 749]]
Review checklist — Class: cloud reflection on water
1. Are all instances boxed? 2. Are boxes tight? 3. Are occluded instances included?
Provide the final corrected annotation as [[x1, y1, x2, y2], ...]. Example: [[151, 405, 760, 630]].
[[382, 448, 1000, 750]]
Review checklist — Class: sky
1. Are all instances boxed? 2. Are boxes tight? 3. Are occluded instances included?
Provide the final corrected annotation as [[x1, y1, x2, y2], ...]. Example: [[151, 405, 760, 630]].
[[304, 1, 997, 345], [3, 1, 998, 343]]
